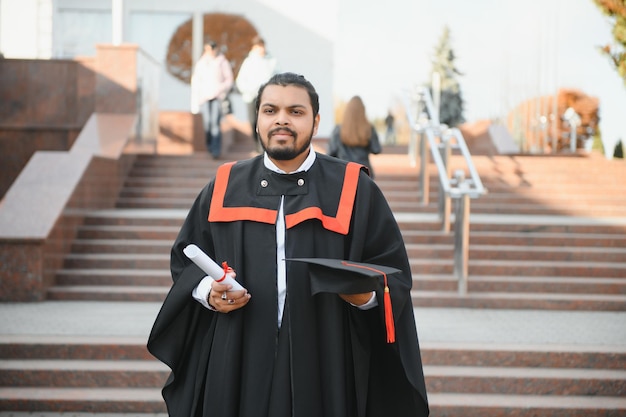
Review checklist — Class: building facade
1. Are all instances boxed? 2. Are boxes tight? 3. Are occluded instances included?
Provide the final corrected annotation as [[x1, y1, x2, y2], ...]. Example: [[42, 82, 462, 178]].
[[0, 0, 337, 136]]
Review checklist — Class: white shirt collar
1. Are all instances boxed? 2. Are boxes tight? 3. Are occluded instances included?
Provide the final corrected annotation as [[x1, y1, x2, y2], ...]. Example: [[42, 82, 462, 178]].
[[263, 145, 316, 174]]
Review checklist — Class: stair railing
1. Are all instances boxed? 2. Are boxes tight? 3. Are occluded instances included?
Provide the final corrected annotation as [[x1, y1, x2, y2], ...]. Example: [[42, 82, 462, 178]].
[[406, 86, 487, 294]]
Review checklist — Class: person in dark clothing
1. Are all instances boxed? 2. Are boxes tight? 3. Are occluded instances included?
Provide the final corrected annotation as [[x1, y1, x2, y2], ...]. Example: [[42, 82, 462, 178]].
[[147, 72, 429, 417], [328, 95, 382, 178], [385, 110, 396, 145]]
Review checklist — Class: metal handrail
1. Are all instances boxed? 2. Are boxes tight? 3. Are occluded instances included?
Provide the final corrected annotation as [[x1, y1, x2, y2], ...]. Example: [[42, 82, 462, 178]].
[[406, 86, 488, 294]]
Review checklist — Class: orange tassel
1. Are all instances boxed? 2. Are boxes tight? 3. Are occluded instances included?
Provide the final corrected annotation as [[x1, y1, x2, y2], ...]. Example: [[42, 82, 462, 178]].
[[340, 261, 396, 344], [384, 285, 396, 343]]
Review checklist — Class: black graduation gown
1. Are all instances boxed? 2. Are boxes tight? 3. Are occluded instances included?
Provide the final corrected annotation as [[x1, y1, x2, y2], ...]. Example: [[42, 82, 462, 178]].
[[147, 153, 429, 417]]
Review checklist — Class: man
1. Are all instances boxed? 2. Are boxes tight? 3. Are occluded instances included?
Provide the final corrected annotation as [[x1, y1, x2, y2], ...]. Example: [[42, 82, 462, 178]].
[[148, 72, 429, 417], [235, 36, 279, 152], [190, 40, 234, 158]]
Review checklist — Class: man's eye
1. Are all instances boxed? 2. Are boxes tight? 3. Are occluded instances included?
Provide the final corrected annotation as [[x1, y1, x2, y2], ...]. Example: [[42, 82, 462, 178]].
[[263, 108, 274, 114]]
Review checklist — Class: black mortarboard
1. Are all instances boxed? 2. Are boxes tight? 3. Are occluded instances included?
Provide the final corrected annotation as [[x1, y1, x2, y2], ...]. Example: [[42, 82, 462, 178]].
[[286, 258, 401, 343], [287, 258, 401, 294]]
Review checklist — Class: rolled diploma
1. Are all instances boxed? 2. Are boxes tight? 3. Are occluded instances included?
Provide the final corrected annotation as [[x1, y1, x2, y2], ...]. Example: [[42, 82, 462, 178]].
[[183, 244, 244, 291]]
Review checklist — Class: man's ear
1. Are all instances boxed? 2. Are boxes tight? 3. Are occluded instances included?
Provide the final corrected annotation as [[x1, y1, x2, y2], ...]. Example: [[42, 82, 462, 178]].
[[312, 114, 320, 136]]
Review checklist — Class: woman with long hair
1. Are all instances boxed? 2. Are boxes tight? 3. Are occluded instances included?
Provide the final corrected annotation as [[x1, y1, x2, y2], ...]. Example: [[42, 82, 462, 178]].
[[328, 95, 382, 178]]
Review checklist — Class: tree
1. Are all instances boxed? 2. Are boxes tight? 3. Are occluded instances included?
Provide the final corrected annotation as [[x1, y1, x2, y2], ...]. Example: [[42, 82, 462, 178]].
[[429, 26, 465, 127], [593, 0, 626, 87]]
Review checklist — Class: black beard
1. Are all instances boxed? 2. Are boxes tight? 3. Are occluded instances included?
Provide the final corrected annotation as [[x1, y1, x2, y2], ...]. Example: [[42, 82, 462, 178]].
[[261, 126, 314, 161]]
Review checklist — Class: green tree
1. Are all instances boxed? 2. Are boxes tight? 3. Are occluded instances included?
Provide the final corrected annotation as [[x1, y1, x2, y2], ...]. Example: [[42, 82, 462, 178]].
[[593, 0, 626, 87], [429, 26, 465, 127]]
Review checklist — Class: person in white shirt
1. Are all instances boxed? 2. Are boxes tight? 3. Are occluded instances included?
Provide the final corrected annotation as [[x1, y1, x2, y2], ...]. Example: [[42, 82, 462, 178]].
[[236, 36, 279, 152]]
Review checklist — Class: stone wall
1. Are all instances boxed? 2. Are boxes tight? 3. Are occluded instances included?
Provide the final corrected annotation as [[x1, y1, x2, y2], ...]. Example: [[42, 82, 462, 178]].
[[0, 58, 96, 198]]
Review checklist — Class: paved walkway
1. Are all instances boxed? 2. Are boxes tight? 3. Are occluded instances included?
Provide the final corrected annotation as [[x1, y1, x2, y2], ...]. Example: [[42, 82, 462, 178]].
[[1, 301, 625, 349]]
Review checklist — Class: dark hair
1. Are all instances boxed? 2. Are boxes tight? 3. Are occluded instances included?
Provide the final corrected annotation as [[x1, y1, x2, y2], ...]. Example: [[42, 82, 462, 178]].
[[255, 72, 319, 118]]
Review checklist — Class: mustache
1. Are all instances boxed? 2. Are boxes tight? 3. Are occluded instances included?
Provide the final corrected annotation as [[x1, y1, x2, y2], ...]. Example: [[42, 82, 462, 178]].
[[268, 127, 297, 137]]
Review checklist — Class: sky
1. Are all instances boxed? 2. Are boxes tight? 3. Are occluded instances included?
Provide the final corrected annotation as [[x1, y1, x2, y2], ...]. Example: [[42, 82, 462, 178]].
[[333, 0, 612, 115], [330, 0, 626, 153]]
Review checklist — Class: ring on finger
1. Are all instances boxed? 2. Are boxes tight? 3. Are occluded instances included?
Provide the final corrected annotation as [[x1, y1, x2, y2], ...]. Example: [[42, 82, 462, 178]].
[[221, 292, 227, 300], [227, 299, 235, 305]]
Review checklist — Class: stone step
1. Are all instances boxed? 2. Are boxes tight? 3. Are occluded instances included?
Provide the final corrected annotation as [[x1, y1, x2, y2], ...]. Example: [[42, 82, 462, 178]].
[[467, 232, 626, 247], [427, 393, 626, 417], [401, 220, 626, 234], [116, 198, 196, 209], [420, 343, 626, 369], [0, 336, 153, 360], [46, 286, 167, 302], [410, 258, 626, 278], [0, 359, 168, 387], [411, 291, 626, 311], [0, 387, 166, 413], [62, 253, 169, 270], [55, 269, 170, 287], [390, 201, 626, 216], [406, 243, 626, 263], [82, 215, 184, 227], [423, 365, 626, 396], [76, 225, 179, 240], [414, 275, 626, 295], [71, 239, 172, 254], [401, 230, 626, 247]]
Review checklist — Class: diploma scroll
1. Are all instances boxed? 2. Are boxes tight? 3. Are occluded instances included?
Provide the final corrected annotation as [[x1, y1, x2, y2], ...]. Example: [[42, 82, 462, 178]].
[[183, 244, 244, 291]]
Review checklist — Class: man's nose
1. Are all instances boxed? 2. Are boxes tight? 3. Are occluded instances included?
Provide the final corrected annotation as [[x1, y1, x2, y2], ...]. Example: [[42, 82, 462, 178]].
[[275, 111, 289, 125]]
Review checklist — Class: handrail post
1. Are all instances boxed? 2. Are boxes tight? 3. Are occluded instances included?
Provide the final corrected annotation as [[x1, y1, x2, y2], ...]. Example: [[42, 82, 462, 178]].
[[419, 129, 429, 205], [409, 127, 418, 167], [453, 193, 470, 294], [452, 170, 470, 294], [438, 131, 451, 232]]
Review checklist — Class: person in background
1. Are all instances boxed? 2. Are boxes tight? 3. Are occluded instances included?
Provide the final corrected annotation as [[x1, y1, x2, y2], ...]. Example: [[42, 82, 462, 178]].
[[328, 95, 382, 178], [148, 72, 429, 417], [385, 110, 396, 145], [190, 40, 234, 159], [236, 36, 279, 152]]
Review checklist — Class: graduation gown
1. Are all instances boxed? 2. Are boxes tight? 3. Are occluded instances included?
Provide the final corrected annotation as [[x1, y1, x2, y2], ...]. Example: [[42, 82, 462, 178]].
[[147, 153, 429, 417]]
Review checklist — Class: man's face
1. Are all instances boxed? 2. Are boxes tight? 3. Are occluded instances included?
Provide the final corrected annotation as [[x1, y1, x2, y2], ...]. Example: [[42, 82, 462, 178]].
[[257, 85, 320, 164]]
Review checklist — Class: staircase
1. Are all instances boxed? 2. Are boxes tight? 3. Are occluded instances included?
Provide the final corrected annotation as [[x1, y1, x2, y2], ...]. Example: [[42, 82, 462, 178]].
[[2, 136, 626, 415]]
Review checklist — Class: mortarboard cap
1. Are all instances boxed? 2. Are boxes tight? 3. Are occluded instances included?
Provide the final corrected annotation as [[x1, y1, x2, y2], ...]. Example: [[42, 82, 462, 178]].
[[286, 258, 401, 295], [286, 258, 400, 343]]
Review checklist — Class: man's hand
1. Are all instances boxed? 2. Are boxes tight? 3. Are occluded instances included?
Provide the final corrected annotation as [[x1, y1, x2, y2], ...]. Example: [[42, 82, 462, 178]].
[[209, 280, 251, 313], [339, 292, 374, 306]]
